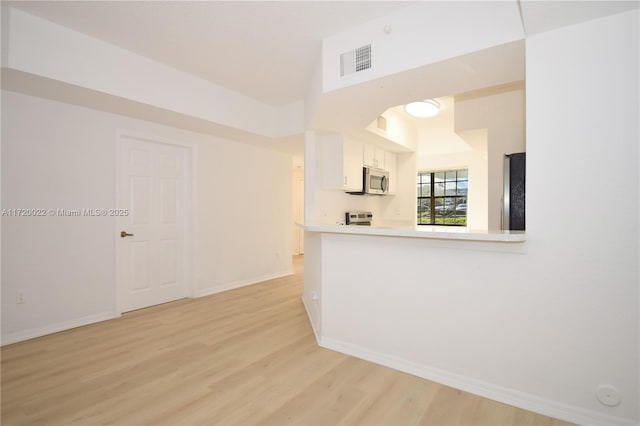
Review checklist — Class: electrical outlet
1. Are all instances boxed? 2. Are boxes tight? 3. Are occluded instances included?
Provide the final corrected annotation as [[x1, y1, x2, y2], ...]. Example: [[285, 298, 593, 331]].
[[311, 290, 319, 301], [16, 291, 25, 304]]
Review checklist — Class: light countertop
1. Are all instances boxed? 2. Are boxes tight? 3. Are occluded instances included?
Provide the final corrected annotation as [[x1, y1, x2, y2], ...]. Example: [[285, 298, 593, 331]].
[[297, 222, 525, 243]]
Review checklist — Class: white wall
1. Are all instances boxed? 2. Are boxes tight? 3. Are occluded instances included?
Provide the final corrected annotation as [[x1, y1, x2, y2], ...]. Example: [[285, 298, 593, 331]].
[[1, 90, 293, 344], [365, 106, 418, 152], [455, 88, 526, 230], [314, 184, 382, 226], [322, 2, 523, 93], [379, 151, 417, 227], [417, 97, 473, 157], [301, 231, 322, 341], [2, 7, 305, 140], [292, 164, 304, 255], [2, 92, 115, 339], [305, 9, 639, 425], [414, 89, 525, 231], [525, 8, 638, 420], [418, 149, 488, 230], [416, 96, 491, 230]]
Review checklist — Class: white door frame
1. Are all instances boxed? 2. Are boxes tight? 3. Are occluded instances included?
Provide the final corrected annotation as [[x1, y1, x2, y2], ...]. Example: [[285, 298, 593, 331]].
[[114, 129, 197, 316], [292, 165, 304, 255]]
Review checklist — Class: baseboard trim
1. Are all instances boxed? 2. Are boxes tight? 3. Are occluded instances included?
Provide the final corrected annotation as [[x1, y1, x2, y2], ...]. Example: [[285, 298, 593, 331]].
[[1, 311, 118, 346], [195, 269, 293, 298], [320, 336, 636, 426], [301, 295, 320, 345], [1, 269, 293, 346]]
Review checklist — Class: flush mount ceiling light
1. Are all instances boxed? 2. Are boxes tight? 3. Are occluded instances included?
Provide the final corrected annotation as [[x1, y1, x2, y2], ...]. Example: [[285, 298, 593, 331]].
[[404, 99, 440, 118]]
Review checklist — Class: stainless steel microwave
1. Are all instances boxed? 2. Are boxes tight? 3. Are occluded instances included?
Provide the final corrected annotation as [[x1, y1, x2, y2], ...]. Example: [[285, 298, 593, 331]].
[[348, 167, 389, 195]]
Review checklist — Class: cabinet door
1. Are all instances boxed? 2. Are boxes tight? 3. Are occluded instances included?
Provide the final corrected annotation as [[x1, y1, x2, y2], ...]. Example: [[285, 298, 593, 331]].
[[374, 147, 385, 170], [363, 144, 385, 169], [343, 138, 363, 191], [322, 136, 363, 191], [363, 144, 376, 168]]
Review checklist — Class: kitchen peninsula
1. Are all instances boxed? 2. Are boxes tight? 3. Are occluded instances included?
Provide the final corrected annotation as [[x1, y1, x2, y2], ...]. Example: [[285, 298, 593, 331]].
[[301, 221, 529, 422], [302, 222, 525, 242], [301, 220, 527, 349]]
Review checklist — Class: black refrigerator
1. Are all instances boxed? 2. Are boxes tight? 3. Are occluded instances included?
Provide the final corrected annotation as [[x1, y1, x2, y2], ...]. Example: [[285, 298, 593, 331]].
[[502, 152, 526, 231]]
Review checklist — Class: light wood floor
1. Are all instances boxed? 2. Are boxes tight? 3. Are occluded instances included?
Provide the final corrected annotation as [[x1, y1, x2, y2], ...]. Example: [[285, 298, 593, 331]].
[[2, 256, 572, 426]]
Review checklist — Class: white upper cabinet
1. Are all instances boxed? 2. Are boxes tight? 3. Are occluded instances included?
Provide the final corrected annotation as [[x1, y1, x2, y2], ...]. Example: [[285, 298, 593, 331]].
[[323, 136, 398, 193], [343, 138, 364, 190], [322, 135, 363, 192], [363, 144, 386, 169]]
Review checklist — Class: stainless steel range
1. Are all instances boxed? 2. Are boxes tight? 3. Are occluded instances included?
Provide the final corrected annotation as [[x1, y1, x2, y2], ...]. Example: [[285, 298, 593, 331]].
[[345, 211, 372, 226]]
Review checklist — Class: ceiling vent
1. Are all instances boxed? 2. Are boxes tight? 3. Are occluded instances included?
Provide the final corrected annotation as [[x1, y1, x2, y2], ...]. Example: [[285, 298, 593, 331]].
[[340, 44, 372, 77]]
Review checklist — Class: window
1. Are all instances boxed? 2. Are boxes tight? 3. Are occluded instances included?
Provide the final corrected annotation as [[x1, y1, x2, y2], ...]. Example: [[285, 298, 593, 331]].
[[417, 169, 468, 226]]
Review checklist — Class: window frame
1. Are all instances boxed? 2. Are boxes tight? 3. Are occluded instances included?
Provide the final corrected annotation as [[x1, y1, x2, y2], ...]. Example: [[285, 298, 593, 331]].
[[417, 169, 468, 226]]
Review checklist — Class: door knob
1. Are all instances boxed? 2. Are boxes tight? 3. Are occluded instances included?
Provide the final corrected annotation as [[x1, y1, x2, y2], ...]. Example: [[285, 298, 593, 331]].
[[120, 231, 134, 238]]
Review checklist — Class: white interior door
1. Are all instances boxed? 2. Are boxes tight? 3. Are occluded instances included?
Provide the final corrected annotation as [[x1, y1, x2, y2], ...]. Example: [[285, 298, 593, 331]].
[[116, 135, 189, 313]]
